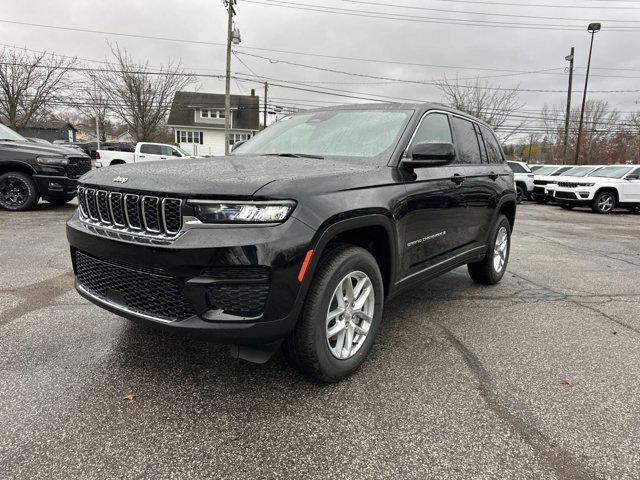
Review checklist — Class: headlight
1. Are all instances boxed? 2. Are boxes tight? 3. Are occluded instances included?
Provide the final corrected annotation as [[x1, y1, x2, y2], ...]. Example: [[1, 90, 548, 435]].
[[190, 200, 296, 224], [36, 156, 69, 166], [579, 183, 595, 187]]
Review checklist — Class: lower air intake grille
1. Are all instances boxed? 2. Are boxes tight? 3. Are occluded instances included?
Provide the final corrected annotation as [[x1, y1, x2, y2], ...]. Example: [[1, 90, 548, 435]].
[[555, 191, 577, 200], [206, 284, 270, 317], [75, 251, 195, 321]]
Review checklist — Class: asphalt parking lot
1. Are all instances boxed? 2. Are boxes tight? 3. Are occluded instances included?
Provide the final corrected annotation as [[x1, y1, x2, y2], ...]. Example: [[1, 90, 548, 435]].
[[1, 202, 640, 480]]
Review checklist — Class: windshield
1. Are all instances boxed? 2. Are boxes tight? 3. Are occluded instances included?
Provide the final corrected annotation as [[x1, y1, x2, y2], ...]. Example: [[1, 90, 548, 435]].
[[233, 109, 412, 159], [551, 166, 572, 176], [0, 123, 27, 142], [533, 166, 557, 175], [562, 166, 598, 177], [175, 146, 190, 156], [590, 166, 633, 179]]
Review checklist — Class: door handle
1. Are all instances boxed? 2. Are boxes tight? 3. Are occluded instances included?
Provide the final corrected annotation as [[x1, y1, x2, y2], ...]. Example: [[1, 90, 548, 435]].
[[450, 174, 465, 185], [138, 155, 146, 158], [488, 172, 499, 181], [160, 157, 167, 159]]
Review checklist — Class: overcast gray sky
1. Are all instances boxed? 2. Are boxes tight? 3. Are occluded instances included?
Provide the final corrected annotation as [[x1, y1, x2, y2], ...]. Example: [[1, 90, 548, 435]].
[[2, 0, 640, 139]]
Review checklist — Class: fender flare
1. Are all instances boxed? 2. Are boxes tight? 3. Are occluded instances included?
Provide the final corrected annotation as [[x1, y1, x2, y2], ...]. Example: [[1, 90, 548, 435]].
[[298, 212, 400, 294], [0, 160, 37, 175]]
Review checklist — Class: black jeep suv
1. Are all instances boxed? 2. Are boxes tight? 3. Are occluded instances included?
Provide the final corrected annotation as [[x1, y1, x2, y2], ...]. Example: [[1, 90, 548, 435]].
[[0, 124, 91, 211], [67, 103, 516, 382]]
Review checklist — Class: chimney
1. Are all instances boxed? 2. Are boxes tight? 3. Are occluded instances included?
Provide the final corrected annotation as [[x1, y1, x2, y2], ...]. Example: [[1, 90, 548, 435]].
[[250, 89, 255, 97]]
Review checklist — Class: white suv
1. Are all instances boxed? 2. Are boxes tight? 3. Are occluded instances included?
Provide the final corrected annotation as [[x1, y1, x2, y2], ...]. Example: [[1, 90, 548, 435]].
[[531, 165, 573, 203], [544, 165, 603, 200], [507, 161, 534, 203], [552, 165, 640, 214]]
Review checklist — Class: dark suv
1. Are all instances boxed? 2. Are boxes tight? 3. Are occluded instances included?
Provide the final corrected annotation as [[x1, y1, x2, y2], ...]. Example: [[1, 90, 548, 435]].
[[67, 103, 516, 382], [0, 124, 91, 211]]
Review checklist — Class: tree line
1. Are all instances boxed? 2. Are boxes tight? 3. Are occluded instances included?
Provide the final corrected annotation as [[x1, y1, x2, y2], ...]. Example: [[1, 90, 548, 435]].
[[0, 45, 194, 142]]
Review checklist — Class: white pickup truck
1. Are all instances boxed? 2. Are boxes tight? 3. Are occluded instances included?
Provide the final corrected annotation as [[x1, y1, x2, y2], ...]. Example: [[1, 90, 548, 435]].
[[95, 142, 194, 168]]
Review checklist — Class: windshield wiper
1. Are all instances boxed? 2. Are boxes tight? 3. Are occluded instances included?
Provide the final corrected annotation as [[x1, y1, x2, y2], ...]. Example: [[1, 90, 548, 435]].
[[264, 153, 324, 160]]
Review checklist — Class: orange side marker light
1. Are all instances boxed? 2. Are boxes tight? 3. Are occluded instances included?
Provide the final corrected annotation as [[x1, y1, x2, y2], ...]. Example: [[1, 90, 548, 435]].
[[298, 250, 314, 282]]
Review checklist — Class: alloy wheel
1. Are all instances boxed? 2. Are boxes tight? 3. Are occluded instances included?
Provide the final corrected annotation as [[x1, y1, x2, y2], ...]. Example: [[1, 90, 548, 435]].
[[0, 176, 29, 208], [493, 226, 509, 273], [597, 193, 614, 213], [325, 271, 375, 360]]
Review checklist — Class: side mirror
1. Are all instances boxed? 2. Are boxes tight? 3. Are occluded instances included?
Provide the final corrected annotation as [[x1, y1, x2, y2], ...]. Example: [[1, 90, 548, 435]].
[[402, 141, 456, 168], [626, 174, 639, 180], [172, 151, 182, 157]]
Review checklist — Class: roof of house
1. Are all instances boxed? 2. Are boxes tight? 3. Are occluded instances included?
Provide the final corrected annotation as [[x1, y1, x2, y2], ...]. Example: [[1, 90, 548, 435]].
[[24, 120, 77, 131], [167, 91, 260, 130]]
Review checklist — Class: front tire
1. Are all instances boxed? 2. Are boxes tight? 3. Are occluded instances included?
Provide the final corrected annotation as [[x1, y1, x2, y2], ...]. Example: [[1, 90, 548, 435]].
[[515, 185, 525, 204], [0, 172, 39, 211], [468, 214, 511, 285], [283, 245, 384, 383], [592, 191, 616, 214]]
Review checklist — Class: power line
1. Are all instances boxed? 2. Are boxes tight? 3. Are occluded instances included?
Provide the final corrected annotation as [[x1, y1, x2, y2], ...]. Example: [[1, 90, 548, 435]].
[[3, 26, 639, 78], [234, 51, 640, 93], [420, 0, 640, 10], [241, 0, 640, 31], [328, 0, 640, 22]]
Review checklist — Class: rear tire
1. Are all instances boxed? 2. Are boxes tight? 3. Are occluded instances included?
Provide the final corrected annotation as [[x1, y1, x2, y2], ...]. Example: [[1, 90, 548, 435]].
[[283, 245, 384, 383], [515, 185, 525, 204], [591, 191, 616, 214], [468, 215, 511, 285], [0, 172, 39, 211]]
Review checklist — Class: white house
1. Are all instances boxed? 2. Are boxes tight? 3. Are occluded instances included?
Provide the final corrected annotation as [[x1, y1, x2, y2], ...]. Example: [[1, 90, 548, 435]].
[[167, 90, 260, 156]]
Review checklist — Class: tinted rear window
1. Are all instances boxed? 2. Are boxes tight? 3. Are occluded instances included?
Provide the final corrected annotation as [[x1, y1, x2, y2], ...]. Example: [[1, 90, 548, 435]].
[[451, 117, 481, 164]]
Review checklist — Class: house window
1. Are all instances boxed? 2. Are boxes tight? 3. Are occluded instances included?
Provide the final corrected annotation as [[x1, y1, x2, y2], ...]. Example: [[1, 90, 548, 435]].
[[200, 109, 226, 119], [177, 130, 203, 144]]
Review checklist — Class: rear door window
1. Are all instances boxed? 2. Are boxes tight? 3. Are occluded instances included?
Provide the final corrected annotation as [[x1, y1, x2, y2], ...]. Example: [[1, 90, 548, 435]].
[[140, 144, 162, 155], [480, 126, 505, 164], [451, 117, 482, 164]]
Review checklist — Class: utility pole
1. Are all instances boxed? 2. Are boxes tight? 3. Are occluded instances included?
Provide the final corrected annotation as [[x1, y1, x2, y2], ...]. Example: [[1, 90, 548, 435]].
[[528, 134, 534, 162], [575, 23, 601, 165], [223, 0, 236, 155], [563, 47, 574, 165], [263, 81, 268, 129], [92, 80, 101, 150]]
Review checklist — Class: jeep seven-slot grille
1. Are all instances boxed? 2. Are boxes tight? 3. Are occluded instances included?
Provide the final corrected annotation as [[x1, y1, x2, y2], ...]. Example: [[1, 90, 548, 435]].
[[75, 251, 195, 321], [558, 182, 580, 188], [78, 186, 182, 236]]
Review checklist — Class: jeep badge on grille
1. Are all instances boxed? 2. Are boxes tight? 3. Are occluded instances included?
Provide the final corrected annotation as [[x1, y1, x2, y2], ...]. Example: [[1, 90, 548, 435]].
[[113, 176, 128, 184]]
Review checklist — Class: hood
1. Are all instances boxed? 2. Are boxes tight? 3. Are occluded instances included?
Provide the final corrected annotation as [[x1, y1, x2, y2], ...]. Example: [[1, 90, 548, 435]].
[[80, 155, 376, 197], [0, 140, 88, 158]]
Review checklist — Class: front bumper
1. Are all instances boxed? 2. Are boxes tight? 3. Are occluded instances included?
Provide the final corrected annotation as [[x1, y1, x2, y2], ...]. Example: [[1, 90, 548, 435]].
[[33, 174, 79, 198], [551, 187, 595, 204], [67, 211, 316, 344]]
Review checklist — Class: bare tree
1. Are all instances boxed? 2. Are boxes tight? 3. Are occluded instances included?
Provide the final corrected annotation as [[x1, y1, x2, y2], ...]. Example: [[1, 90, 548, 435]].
[[91, 45, 195, 142], [435, 75, 525, 142], [540, 100, 622, 164], [0, 47, 76, 129]]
